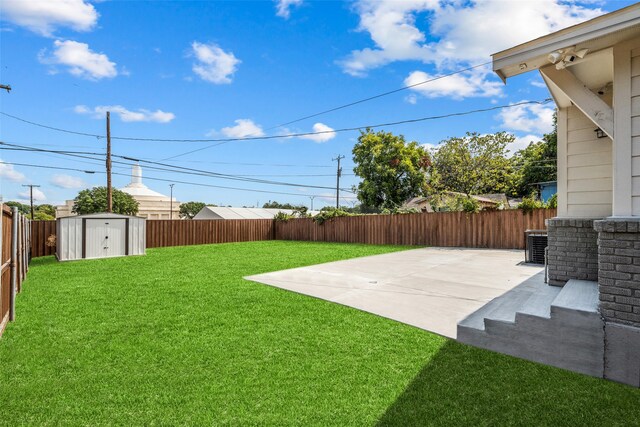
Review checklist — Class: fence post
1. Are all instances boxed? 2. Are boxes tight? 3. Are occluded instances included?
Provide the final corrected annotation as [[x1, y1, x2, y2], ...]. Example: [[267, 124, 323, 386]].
[[9, 207, 18, 321]]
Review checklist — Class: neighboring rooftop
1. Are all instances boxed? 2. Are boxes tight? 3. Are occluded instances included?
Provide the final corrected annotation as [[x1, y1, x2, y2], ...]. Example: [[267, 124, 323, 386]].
[[194, 206, 319, 220]]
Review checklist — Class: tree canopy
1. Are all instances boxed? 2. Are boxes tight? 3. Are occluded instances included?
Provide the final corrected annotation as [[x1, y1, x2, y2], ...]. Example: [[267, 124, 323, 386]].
[[262, 201, 305, 210], [72, 187, 139, 216], [510, 113, 558, 196], [431, 132, 517, 196], [352, 129, 431, 209], [179, 201, 206, 219], [6, 202, 56, 220]]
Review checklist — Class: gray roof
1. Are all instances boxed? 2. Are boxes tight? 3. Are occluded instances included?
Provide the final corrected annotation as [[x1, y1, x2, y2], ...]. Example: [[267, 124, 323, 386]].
[[194, 206, 296, 220]]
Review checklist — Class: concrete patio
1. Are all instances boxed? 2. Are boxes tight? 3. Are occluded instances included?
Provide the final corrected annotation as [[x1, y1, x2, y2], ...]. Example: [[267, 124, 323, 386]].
[[246, 247, 543, 338]]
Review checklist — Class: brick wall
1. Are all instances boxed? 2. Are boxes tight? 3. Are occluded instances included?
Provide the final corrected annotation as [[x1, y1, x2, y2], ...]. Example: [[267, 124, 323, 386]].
[[546, 218, 599, 286], [594, 219, 640, 327]]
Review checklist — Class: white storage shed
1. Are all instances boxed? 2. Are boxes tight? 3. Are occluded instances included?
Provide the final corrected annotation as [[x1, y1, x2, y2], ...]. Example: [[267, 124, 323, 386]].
[[56, 213, 146, 261]]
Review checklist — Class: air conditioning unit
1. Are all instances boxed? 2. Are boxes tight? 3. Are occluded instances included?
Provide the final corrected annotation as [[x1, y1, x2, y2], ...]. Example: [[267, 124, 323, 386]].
[[525, 230, 547, 265]]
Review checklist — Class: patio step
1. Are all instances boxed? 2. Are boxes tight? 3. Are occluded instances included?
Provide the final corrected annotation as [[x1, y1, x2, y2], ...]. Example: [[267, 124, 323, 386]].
[[457, 277, 604, 378]]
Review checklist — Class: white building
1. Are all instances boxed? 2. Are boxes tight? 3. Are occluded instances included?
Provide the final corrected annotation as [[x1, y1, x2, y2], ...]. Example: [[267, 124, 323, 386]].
[[56, 165, 180, 220], [194, 206, 319, 220]]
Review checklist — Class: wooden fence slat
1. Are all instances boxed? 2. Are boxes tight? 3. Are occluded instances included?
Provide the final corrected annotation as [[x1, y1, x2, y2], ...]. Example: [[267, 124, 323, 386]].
[[29, 209, 555, 256]]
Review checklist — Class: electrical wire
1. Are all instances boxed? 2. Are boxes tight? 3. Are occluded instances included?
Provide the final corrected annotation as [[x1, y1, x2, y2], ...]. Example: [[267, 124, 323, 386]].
[[0, 160, 354, 199], [1, 99, 553, 145], [264, 61, 492, 131], [162, 99, 554, 159], [0, 141, 356, 193]]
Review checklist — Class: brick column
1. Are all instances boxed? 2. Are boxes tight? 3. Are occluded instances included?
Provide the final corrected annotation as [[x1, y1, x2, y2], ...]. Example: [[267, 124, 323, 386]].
[[594, 219, 640, 387], [546, 218, 599, 286], [594, 219, 640, 325]]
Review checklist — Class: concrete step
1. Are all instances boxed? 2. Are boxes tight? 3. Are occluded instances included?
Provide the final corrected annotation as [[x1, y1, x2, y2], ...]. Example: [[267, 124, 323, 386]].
[[458, 272, 553, 331], [551, 279, 599, 315], [457, 274, 604, 378]]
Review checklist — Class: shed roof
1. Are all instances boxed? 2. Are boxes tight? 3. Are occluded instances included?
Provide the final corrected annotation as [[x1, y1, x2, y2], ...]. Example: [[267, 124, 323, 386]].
[[492, 3, 640, 81], [57, 212, 145, 220]]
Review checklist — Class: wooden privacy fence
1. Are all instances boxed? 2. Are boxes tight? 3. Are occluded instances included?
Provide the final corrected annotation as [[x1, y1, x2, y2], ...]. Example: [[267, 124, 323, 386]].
[[31, 209, 554, 255], [146, 219, 274, 248], [31, 220, 56, 258], [275, 208, 556, 249], [0, 205, 30, 338]]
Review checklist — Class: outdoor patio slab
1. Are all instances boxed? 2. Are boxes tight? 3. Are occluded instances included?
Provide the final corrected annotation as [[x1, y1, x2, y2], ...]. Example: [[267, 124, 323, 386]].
[[245, 247, 543, 338]]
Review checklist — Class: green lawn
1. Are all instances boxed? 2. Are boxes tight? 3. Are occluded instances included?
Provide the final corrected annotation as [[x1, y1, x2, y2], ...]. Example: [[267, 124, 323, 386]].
[[1, 241, 639, 426]]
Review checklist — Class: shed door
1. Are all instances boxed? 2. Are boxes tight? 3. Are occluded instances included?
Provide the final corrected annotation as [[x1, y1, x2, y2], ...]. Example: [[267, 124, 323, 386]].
[[85, 219, 127, 259]]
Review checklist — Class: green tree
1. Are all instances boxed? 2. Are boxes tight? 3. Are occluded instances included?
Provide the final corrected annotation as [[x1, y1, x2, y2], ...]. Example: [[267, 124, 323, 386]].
[[179, 201, 206, 219], [262, 201, 303, 210], [72, 187, 139, 216], [34, 204, 56, 220], [511, 113, 558, 196], [431, 132, 516, 196], [5, 201, 30, 215], [352, 129, 431, 209]]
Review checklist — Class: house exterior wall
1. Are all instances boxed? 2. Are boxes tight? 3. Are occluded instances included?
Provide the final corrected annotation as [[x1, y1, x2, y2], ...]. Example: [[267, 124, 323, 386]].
[[546, 218, 599, 286], [631, 47, 640, 215], [558, 105, 613, 218]]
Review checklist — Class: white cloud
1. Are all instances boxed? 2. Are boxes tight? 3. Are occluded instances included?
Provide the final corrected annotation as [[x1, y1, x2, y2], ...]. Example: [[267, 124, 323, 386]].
[[75, 104, 175, 123], [405, 94, 418, 104], [404, 69, 502, 100], [340, 0, 602, 98], [510, 134, 543, 154], [497, 101, 555, 135], [219, 119, 265, 138], [50, 174, 86, 189], [343, 0, 602, 74], [275, 0, 303, 19], [18, 187, 46, 202], [0, 0, 98, 36], [0, 160, 25, 182], [299, 123, 336, 143], [39, 40, 117, 80], [530, 79, 548, 89], [190, 42, 240, 84]]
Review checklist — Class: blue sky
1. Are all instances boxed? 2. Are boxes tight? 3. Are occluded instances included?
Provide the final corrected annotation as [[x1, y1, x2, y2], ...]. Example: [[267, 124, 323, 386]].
[[0, 0, 634, 209]]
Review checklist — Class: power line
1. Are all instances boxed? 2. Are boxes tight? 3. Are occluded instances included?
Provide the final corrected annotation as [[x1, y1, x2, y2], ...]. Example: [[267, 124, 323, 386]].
[[0, 99, 553, 145], [0, 141, 356, 193], [264, 61, 492, 131], [0, 111, 103, 139], [161, 99, 554, 159], [0, 159, 355, 199]]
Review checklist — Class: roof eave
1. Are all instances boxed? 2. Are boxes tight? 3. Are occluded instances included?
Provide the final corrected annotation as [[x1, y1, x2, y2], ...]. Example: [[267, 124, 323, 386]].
[[492, 3, 640, 80]]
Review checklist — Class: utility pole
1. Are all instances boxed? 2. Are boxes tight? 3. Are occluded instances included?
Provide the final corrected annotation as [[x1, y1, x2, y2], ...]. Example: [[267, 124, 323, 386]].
[[169, 184, 175, 219], [0, 84, 11, 93], [106, 112, 113, 213], [22, 184, 40, 220], [309, 195, 316, 211], [332, 155, 344, 209]]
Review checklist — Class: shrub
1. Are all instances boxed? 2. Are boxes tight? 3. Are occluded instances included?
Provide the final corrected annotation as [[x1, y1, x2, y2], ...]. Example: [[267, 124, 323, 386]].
[[274, 211, 293, 222], [546, 193, 557, 209], [518, 195, 544, 213], [313, 209, 354, 225]]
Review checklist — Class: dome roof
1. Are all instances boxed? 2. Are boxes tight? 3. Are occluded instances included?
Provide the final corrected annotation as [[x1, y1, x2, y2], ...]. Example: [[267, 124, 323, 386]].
[[120, 164, 174, 200]]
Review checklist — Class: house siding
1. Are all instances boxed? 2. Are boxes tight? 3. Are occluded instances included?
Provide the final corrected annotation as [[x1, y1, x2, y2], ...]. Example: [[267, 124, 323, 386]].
[[565, 105, 613, 218], [631, 51, 640, 215]]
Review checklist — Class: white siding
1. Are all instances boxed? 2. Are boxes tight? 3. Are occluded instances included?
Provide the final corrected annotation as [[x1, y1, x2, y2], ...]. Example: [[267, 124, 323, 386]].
[[56, 213, 146, 261], [565, 105, 613, 217], [632, 52, 640, 214]]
